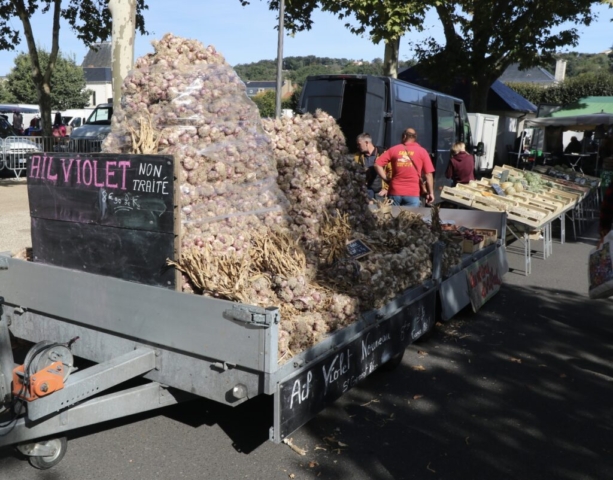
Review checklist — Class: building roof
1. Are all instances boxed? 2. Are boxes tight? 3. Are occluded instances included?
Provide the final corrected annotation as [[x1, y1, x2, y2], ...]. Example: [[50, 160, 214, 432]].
[[549, 96, 613, 117], [81, 42, 112, 68], [498, 64, 556, 85], [489, 80, 537, 113], [244, 81, 276, 89], [84, 67, 112, 83]]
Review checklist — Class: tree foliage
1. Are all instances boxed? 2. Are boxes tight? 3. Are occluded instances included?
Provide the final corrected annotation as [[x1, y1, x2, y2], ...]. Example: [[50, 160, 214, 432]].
[[240, 0, 426, 76], [550, 52, 613, 77], [0, 0, 149, 134], [5, 50, 91, 109], [0, 80, 16, 103], [250, 90, 294, 117], [412, 0, 608, 111], [234, 55, 416, 88], [244, 0, 610, 111]]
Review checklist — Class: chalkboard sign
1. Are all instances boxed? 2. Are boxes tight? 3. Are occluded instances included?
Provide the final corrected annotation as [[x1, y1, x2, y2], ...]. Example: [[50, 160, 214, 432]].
[[276, 288, 436, 440], [499, 170, 510, 183], [346, 239, 372, 259], [27, 153, 176, 289]]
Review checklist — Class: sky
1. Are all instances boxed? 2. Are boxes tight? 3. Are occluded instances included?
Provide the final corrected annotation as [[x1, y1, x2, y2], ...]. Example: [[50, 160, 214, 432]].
[[0, 1, 611, 75]]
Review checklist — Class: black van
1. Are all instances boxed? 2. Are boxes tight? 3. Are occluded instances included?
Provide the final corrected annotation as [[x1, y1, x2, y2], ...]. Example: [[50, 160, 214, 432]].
[[298, 75, 473, 200]]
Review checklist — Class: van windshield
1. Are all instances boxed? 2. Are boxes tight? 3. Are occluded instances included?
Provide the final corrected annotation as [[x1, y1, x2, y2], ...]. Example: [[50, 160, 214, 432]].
[[86, 106, 113, 125]]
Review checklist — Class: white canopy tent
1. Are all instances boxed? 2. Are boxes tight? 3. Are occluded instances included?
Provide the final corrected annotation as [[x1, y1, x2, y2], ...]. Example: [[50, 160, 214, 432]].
[[0, 104, 40, 114], [525, 113, 613, 131]]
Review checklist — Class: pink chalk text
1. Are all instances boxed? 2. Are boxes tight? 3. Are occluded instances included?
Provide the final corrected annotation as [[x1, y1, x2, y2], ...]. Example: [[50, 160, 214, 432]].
[[29, 155, 131, 191]]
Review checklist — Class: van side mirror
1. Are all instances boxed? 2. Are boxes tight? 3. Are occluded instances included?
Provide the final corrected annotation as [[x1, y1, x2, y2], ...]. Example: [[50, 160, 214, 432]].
[[476, 142, 485, 156]]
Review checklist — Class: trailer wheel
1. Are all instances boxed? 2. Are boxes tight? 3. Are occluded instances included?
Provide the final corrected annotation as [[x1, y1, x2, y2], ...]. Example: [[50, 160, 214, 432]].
[[380, 350, 405, 372], [25, 437, 67, 470]]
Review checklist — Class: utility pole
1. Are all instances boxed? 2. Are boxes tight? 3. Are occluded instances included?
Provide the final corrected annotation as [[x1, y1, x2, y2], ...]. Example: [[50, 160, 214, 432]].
[[275, 0, 285, 118]]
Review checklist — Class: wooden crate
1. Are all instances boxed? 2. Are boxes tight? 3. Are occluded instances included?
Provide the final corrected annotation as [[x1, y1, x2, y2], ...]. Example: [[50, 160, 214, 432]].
[[540, 191, 574, 206], [493, 166, 525, 180], [533, 194, 566, 212], [507, 192, 533, 203], [471, 196, 505, 212], [507, 203, 549, 228], [455, 184, 488, 195], [441, 187, 474, 207], [546, 188, 580, 204], [474, 194, 518, 211], [526, 200, 559, 216], [475, 179, 493, 188]]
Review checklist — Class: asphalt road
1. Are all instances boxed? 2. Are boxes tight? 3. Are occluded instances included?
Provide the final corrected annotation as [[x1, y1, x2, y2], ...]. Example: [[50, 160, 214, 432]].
[[1, 182, 612, 480]]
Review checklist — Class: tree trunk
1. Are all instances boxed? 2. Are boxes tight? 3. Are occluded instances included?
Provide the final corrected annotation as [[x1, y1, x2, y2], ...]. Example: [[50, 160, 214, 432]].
[[15, 0, 61, 137], [37, 83, 54, 137], [109, 0, 137, 107], [383, 37, 400, 78], [468, 76, 493, 113]]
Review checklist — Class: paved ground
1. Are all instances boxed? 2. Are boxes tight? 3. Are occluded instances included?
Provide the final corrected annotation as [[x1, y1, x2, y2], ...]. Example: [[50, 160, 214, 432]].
[[0, 182, 612, 479], [0, 178, 29, 255]]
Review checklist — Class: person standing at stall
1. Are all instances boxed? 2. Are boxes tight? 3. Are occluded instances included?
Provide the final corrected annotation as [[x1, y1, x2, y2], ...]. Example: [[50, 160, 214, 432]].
[[374, 128, 435, 207], [355, 133, 389, 201], [564, 136, 582, 154], [446, 142, 475, 186], [12, 110, 23, 134]]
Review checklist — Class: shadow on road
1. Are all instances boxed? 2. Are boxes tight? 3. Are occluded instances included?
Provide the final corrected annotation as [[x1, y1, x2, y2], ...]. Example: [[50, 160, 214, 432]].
[[288, 283, 613, 480]]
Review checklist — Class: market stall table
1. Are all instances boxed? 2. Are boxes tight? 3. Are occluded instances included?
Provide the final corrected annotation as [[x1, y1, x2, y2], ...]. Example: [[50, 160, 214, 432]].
[[563, 153, 590, 173]]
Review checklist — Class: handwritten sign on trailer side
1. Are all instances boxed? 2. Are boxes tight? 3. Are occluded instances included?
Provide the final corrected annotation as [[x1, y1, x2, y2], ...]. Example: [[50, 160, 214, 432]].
[[277, 289, 436, 440], [27, 153, 174, 233], [26, 153, 176, 289]]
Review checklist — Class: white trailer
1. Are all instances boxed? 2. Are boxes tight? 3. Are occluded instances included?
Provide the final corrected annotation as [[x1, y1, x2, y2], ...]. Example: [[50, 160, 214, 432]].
[[468, 113, 499, 172]]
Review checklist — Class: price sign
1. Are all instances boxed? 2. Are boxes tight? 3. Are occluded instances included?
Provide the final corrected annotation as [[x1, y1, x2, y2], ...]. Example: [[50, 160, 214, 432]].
[[491, 184, 506, 196], [346, 239, 372, 259]]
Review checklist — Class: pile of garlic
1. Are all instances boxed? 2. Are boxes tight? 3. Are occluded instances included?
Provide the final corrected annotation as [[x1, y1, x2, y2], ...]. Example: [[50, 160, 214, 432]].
[[103, 34, 292, 308], [101, 34, 359, 358], [262, 113, 373, 249], [101, 34, 458, 361]]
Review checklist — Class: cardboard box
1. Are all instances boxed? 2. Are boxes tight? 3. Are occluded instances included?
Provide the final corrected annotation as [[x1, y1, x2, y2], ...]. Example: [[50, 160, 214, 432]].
[[474, 228, 498, 246], [462, 238, 484, 254]]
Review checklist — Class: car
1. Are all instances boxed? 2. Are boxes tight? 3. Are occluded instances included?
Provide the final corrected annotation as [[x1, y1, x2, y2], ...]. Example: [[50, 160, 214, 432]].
[[0, 116, 42, 176], [69, 103, 113, 152]]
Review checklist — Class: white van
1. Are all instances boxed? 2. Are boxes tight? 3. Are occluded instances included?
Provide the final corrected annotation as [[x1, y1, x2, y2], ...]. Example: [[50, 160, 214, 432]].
[[60, 108, 94, 132], [70, 103, 113, 141]]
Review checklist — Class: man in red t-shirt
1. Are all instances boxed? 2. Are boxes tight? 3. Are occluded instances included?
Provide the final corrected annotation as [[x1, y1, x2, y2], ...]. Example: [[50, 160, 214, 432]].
[[374, 128, 435, 206]]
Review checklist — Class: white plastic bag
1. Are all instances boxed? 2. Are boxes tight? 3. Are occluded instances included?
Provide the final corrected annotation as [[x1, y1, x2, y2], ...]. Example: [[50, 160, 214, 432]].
[[588, 231, 613, 299]]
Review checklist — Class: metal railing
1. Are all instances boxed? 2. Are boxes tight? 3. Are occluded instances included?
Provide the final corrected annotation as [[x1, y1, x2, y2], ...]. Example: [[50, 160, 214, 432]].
[[0, 136, 103, 178]]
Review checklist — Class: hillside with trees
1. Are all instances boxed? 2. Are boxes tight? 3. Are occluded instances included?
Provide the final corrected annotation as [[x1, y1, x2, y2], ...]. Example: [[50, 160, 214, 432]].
[[550, 51, 613, 77], [234, 56, 415, 87]]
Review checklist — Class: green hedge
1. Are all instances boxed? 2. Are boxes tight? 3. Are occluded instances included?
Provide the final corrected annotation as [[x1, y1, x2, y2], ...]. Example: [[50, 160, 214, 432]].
[[507, 73, 613, 106]]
